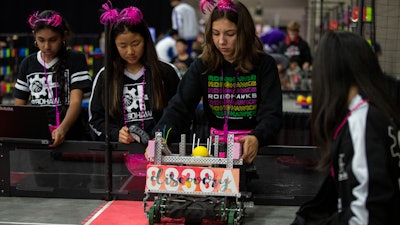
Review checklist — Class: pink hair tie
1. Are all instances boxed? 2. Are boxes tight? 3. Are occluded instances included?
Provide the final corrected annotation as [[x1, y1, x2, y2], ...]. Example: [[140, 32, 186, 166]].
[[100, 0, 119, 25], [119, 6, 143, 25], [200, 0, 217, 14]]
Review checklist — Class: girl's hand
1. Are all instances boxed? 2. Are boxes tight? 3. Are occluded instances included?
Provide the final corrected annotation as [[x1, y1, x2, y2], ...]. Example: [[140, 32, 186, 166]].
[[49, 126, 66, 147], [144, 146, 151, 161], [238, 135, 259, 164], [119, 126, 135, 144]]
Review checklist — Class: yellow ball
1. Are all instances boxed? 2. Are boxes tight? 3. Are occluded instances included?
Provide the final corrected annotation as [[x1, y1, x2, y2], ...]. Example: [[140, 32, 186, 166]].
[[192, 146, 209, 157], [306, 96, 312, 104], [297, 95, 305, 103]]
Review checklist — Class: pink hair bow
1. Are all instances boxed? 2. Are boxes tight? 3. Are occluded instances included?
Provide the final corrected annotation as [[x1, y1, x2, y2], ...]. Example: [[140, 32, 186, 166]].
[[100, 1, 119, 25], [200, 0, 217, 14], [119, 6, 143, 25], [46, 14, 62, 27], [217, 0, 237, 12], [28, 11, 40, 28], [28, 11, 63, 28], [199, 0, 236, 14]]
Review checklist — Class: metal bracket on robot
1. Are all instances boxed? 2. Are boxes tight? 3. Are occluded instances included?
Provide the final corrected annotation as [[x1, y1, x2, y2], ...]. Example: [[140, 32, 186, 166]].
[[146, 132, 243, 167]]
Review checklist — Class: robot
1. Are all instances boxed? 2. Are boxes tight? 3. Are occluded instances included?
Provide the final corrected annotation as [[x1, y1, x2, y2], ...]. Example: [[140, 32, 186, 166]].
[[143, 131, 253, 225]]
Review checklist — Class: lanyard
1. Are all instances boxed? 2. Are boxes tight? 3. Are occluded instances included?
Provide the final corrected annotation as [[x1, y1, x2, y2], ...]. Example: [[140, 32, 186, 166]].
[[333, 98, 369, 140], [221, 69, 239, 141], [42, 53, 60, 126], [331, 98, 369, 178]]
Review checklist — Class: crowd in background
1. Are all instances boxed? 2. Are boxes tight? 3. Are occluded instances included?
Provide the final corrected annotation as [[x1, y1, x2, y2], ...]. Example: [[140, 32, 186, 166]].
[[153, 1, 314, 91]]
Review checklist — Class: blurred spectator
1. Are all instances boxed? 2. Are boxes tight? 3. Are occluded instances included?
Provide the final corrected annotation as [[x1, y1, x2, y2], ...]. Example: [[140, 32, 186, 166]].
[[170, 38, 194, 76], [156, 29, 179, 62], [283, 56, 303, 90], [278, 21, 312, 70], [191, 40, 203, 58], [269, 53, 290, 88], [170, 0, 199, 55], [259, 25, 286, 53], [190, 32, 204, 58]]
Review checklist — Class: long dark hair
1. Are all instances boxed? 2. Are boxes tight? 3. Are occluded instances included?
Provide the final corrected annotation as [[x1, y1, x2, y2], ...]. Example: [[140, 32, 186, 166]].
[[200, 1, 265, 73], [104, 19, 166, 119], [312, 31, 399, 169], [30, 10, 71, 106]]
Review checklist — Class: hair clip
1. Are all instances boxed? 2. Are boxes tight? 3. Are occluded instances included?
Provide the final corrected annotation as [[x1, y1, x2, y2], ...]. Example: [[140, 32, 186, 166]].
[[28, 11, 63, 29], [217, 0, 237, 12], [100, 1, 120, 25], [118, 6, 143, 25], [200, 0, 217, 14]]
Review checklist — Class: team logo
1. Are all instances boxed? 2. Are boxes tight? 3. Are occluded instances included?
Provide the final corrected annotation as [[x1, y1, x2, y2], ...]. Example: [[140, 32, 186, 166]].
[[30, 74, 47, 99]]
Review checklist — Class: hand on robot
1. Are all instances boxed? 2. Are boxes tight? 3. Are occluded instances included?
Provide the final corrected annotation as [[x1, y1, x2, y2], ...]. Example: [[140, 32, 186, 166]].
[[144, 145, 151, 161], [143, 137, 165, 161], [238, 135, 259, 164]]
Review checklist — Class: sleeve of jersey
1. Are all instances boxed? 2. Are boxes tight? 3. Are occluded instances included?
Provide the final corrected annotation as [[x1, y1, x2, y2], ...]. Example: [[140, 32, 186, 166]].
[[88, 70, 119, 141], [69, 52, 92, 93], [347, 108, 395, 224], [249, 55, 283, 146], [151, 59, 203, 142], [13, 56, 31, 100]]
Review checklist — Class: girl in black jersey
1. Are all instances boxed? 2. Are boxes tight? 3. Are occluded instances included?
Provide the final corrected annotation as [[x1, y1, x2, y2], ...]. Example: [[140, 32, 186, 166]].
[[13, 10, 92, 147], [147, 0, 282, 164], [89, 3, 180, 144], [292, 31, 400, 225]]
